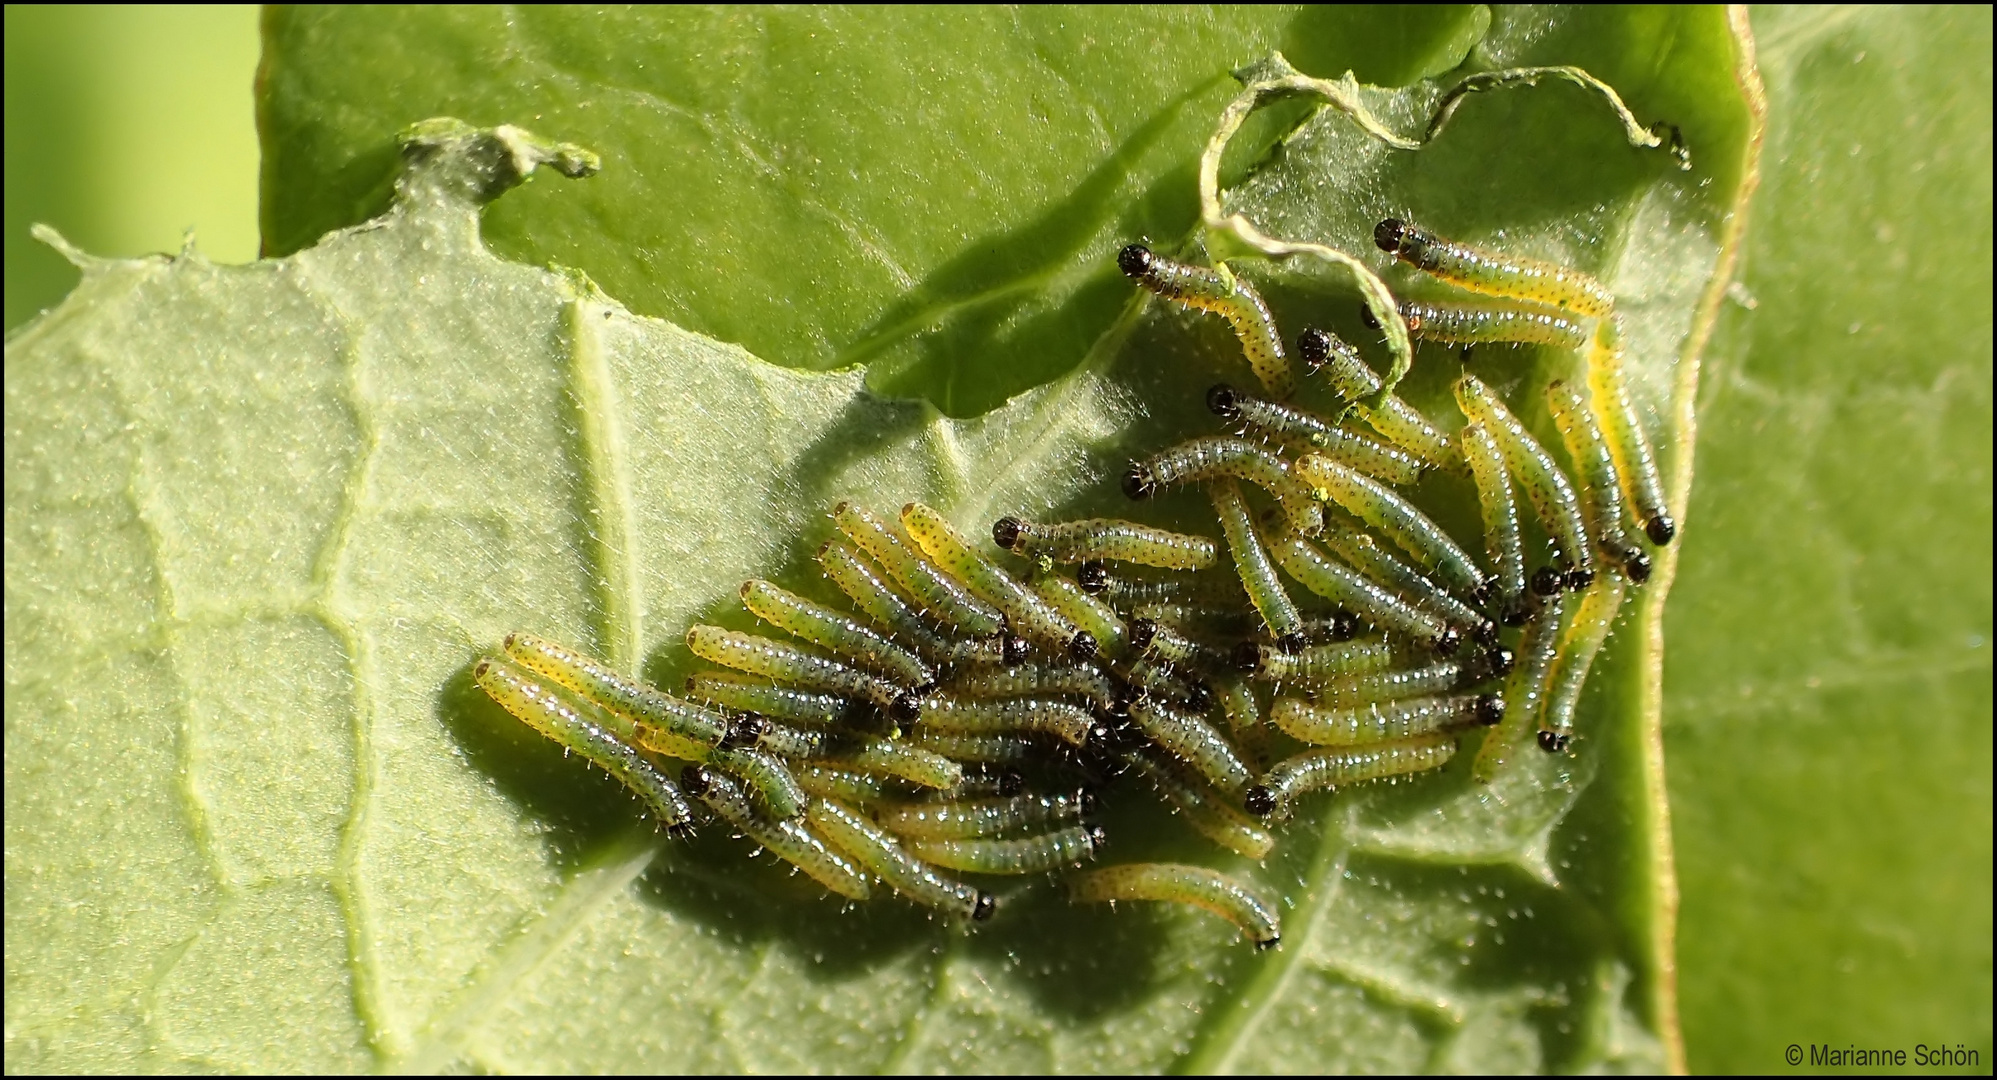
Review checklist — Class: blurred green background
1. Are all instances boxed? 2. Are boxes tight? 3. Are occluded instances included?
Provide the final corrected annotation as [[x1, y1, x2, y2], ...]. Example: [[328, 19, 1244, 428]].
[[6, 5, 1989, 1073], [4, 5, 260, 330]]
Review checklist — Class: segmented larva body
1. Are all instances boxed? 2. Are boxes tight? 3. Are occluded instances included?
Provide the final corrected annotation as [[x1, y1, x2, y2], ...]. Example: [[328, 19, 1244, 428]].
[[796, 763, 913, 806], [1316, 519, 1492, 638], [822, 734, 965, 791], [1296, 328, 1455, 468], [906, 729, 1045, 768], [1585, 318, 1677, 546], [473, 656, 695, 834], [993, 516, 1218, 571], [904, 823, 1107, 875], [1116, 655, 1213, 713], [806, 798, 995, 920], [1305, 650, 1509, 710], [1270, 691, 1503, 747], [1128, 617, 1231, 672], [1296, 455, 1488, 596], [504, 632, 730, 753], [817, 540, 1009, 667], [1545, 380, 1652, 582], [1206, 478, 1307, 651], [686, 625, 923, 725], [918, 695, 1097, 746], [1119, 245, 1295, 399], [1243, 733, 1459, 817], [1374, 218, 1615, 319], [1461, 423, 1528, 625], [1070, 862, 1282, 949], [686, 670, 854, 728], [1453, 374, 1597, 590], [700, 746, 809, 821], [1539, 569, 1628, 752], [1244, 636, 1398, 686], [1396, 298, 1589, 350], [945, 662, 1117, 711], [1265, 532, 1457, 653], [1207, 383, 1425, 486], [1472, 593, 1568, 781], [1089, 568, 1250, 611], [1125, 747, 1276, 859], [1028, 569, 1130, 660], [681, 766, 872, 900], [741, 579, 937, 690], [833, 501, 1007, 638], [901, 502, 1096, 662], [873, 791, 1090, 841], [1125, 436, 1323, 537], [1127, 696, 1254, 798]]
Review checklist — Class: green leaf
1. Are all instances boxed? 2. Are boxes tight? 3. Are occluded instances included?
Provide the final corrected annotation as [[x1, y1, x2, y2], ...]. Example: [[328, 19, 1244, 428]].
[[7, 8, 1766, 1073], [1666, 6, 1994, 1071]]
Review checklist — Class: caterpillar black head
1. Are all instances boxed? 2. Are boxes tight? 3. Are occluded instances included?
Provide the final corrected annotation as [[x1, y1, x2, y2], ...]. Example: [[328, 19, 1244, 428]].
[[1530, 566, 1566, 597], [1077, 561, 1110, 592], [1122, 463, 1158, 500], [1207, 383, 1242, 420], [1001, 633, 1031, 666], [1067, 631, 1100, 662], [1474, 693, 1506, 727], [972, 892, 999, 921], [680, 764, 714, 797], [1645, 514, 1678, 546], [991, 516, 1023, 551], [1127, 618, 1159, 653], [1243, 785, 1276, 818], [719, 713, 769, 751], [1537, 730, 1572, 754], [1117, 244, 1156, 278]]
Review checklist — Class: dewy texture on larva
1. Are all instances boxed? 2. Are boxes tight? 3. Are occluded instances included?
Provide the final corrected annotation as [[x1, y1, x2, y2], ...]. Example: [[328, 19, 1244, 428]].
[[1119, 244, 1294, 399]]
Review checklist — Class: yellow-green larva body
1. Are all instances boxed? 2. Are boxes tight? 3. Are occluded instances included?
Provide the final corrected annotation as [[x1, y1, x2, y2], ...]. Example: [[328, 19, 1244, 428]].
[[1266, 532, 1453, 649], [1126, 436, 1323, 537], [1270, 691, 1502, 746], [1399, 298, 1589, 350], [1115, 655, 1211, 713], [503, 632, 729, 751], [741, 579, 936, 689], [1028, 570, 1129, 660], [796, 763, 912, 806], [1308, 658, 1478, 709], [1207, 383, 1425, 486], [873, 791, 1089, 841], [906, 729, 1043, 769], [945, 662, 1117, 711], [1546, 380, 1651, 582], [1246, 636, 1398, 686], [473, 656, 695, 834], [1316, 521, 1491, 635], [822, 735, 965, 791], [818, 541, 1008, 667], [685, 670, 853, 728], [1540, 569, 1628, 750], [1297, 328, 1455, 469], [994, 516, 1218, 571], [1375, 218, 1615, 318], [682, 766, 872, 900], [1462, 423, 1528, 622], [1473, 593, 1568, 780], [1127, 616, 1230, 672], [918, 695, 1096, 746], [903, 823, 1105, 875], [702, 746, 809, 820], [1454, 374, 1596, 587], [1126, 748, 1276, 860], [901, 502, 1094, 661], [1585, 319, 1677, 545], [1119, 245, 1295, 399], [1128, 696, 1254, 798], [807, 798, 994, 920], [1244, 733, 1459, 817], [1068, 863, 1281, 949], [1296, 455, 1487, 596], [833, 501, 1007, 637], [686, 625, 920, 722], [1209, 477, 1306, 649]]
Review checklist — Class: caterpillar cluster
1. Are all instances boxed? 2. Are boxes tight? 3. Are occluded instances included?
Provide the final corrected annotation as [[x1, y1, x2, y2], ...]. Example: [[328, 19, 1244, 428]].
[[473, 217, 1671, 952]]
